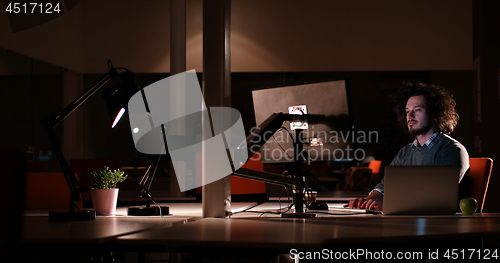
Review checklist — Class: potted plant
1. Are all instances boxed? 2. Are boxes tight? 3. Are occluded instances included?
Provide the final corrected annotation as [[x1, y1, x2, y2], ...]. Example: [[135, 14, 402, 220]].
[[90, 166, 127, 215]]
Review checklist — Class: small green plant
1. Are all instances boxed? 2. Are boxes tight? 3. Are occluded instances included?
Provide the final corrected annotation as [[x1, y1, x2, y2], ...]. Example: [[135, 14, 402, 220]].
[[90, 166, 128, 189]]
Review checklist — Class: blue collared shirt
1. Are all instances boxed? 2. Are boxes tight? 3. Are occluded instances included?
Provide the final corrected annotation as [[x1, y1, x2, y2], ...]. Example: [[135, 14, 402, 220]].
[[411, 132, 443, 149]]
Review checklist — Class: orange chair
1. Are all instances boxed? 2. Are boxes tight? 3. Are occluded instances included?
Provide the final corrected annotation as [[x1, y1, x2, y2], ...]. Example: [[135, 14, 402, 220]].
[[344, 160, 383, 192], [368, 160, 382, 187], [368, 160, 382, 174], [25, 172, 83, 210], [468, 158, 493, 212], [231, 152, 266, 195]]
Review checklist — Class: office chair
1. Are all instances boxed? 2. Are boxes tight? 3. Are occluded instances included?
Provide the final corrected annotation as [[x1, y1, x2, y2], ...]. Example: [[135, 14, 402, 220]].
[[344, 166, 372, 192], [468, 157, 493, 213], [232, 152, 267, 196], [344, 160, 383, 192], [368, 160, 382, 187], [25, 172, 84, 210]]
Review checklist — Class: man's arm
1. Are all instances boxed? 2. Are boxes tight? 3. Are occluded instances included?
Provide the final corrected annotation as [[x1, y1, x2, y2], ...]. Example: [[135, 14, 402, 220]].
[[439, 142, 469, 182]]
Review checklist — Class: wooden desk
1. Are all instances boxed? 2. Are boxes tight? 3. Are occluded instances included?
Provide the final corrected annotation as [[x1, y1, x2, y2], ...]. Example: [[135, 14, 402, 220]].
[[21, 215, 192, 245], [117, 215, 500, 250], [20, 214, 192, 261], [20, 202, 256, 261], [21, 203, 257, 243], [19, 202, 500, 262], [116, 203, 500, 261]]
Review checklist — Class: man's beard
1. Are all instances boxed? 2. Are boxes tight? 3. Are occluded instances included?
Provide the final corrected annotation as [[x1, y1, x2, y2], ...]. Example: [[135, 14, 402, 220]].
[[408, 122, 433, 136]]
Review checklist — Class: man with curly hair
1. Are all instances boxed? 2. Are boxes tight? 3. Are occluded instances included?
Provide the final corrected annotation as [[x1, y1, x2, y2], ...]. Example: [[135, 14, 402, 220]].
[[346, 82, 469, 211]]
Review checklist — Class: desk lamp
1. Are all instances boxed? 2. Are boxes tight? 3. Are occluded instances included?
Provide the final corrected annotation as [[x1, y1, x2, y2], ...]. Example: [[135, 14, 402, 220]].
[[44, 60, 138, 221], [127, 85, 170, 216], [127, 154, 170, 216], [102, 68, 138, 128]]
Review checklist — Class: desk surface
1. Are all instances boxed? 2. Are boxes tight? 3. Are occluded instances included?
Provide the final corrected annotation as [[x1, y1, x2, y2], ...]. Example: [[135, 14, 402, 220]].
[[22, 215, 191, 245], [21, 202, 256, 245], [117, 214, 500, 251], [21, 202, 500, 256], [115, 202, 500, 251]]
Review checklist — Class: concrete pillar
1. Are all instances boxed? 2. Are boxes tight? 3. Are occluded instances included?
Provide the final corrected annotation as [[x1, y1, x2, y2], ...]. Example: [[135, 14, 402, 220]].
[[202, 0, 232, 218]]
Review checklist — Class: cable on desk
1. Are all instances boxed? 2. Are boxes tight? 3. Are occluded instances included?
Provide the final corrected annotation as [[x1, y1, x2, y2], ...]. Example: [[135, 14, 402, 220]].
[[278, 182, 293, 213], [230, 188, 294, 217], [230, 207, 294, 217], [230, 202, 294, 217], [148, 193, 164, 217]]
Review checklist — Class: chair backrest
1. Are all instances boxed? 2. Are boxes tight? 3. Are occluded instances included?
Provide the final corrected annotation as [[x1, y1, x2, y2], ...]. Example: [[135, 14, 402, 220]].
[[25, 172, 83, 210], [344, 166, 372, 192], [468, 157, 493, 212], [232, 152, 267, 195], [368, 160, 382, 174]]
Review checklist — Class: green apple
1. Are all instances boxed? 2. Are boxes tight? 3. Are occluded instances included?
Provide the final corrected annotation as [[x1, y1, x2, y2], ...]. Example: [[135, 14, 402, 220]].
[[459, 197, 478, 215]]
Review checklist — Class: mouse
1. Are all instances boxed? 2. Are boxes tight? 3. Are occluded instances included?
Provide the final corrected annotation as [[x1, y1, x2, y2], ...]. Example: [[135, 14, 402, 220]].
[[308, 201, 329, 211]]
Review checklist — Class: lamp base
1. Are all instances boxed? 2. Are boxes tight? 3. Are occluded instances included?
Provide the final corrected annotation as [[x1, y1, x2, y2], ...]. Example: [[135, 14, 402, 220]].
[[48, 210, 96, 221], [128, 206, 170, 216]]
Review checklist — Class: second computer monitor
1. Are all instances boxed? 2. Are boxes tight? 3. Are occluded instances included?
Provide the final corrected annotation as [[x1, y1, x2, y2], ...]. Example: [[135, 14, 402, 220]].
[[252, 80, 355, 164]]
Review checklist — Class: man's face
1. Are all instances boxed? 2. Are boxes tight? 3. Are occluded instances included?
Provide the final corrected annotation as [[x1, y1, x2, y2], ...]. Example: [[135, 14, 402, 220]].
[[405, 95, 432, 136]]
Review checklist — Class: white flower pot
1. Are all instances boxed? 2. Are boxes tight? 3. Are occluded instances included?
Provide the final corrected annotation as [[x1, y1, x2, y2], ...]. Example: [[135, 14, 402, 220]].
[[91, 188, 119, 216]]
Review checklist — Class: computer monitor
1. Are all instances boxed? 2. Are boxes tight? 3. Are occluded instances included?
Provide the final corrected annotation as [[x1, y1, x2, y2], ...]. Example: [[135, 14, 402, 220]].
[[252, 80, 355, 164]]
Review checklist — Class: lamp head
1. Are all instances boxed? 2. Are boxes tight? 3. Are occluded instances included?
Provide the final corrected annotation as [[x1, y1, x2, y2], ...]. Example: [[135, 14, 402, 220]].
[[102, 70, 139, 128]]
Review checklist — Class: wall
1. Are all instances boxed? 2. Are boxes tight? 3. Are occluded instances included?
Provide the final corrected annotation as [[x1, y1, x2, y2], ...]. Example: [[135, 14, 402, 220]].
[[0, 0, 84, 72], [1, 0, 472, 73], [473, 0, 500, 212], [231, 0, 472, 72], [0, 49, 64, 172]]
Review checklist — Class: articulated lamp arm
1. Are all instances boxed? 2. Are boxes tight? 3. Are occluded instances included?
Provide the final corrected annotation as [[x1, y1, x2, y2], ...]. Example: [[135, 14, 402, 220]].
[[43, 69, 118, 213]]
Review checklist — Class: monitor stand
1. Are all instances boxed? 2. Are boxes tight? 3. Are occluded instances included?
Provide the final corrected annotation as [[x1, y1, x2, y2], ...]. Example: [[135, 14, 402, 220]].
[[280, 129, 317, 218]]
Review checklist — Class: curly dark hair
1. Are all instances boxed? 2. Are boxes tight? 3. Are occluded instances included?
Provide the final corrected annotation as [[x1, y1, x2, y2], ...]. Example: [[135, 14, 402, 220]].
[[392, 82, 459, 135]]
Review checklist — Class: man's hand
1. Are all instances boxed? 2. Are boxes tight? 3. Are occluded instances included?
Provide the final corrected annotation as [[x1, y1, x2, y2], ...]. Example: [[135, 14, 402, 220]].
[[345, 197, 367, 209], [344, 190, 383, 211], [361, 198, 383, 211], [344, 197, 383, 211]]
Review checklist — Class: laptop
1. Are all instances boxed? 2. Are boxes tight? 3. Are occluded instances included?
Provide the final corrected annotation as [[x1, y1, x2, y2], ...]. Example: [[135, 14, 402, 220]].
[[382, 166, 460, 215]]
